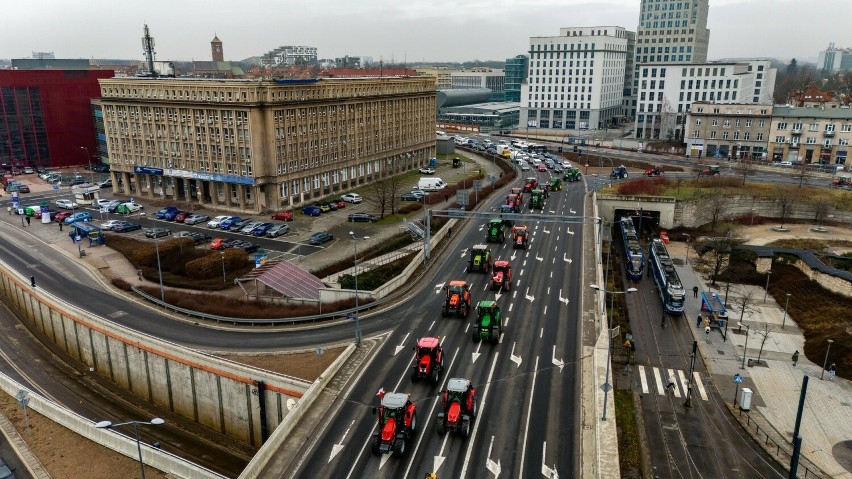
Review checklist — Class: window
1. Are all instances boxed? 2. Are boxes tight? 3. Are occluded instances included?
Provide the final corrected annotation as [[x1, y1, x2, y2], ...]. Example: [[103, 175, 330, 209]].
[[825, 124, 836, 133], [743, 132, 750, 140], [695, 119, 702, 126], [808, 123, 819, 131], [806, 137, 816, 144], [775, 136, 786, 143], [733, 131, 740, 140], [841, 124, 852, 132], [792, 123, 802, 131], [722, 132, 729, 140], [710, 131, 717, 139], [745, 119, 752, 127], [840, 138, 850, 146], [777, 122, 787, 130], [756, 133, 763, 141]]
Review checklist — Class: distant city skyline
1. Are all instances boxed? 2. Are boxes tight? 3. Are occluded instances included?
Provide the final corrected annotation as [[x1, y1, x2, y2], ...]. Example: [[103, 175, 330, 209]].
[[1, 0, 848, 64]]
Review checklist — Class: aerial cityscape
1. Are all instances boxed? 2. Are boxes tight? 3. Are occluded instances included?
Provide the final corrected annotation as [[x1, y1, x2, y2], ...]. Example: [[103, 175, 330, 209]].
[[0, 1, 851, 478]]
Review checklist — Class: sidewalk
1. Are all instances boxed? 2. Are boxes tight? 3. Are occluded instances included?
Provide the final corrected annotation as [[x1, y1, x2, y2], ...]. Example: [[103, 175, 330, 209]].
[[674, 254, 852, 478]]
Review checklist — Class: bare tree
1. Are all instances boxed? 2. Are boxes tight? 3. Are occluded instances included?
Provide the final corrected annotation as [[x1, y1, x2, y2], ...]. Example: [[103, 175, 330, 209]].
[[730, 286, 760, 328], [754, 324, 774, 364], [793, 160, 810, 188], [694, 233, 746, 285], [812, 197, 832, 225], [776, 187, 796, 229], [657, 97, 678, 142], [367, 178, 393, 219], [735, 156, 759, 185], [698, 194, 728, 233]]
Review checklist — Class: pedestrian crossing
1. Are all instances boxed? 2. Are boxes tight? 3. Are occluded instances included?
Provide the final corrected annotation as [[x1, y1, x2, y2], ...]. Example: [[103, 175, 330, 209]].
[[637, 365, 709, 401]]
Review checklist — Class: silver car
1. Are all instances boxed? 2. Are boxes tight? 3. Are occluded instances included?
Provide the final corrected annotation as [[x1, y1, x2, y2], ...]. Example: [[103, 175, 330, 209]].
[[266, 223, 290, 237], [240, 221, 261, 234], [184, 214, 210, 225]]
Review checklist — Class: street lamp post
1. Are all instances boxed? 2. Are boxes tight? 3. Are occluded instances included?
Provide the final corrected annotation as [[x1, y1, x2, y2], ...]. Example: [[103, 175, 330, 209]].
[[820, 339, 834, 380], [763, 270, 772, 303], [739, 322, 751, 368], [751, 208, 756, 226], [684, 233, 691, 264], [349, 232, 370, 347], [95, 417, 164, 479], [140, 213, 165, 302], [590, 283, 637, 421], [220, 252, 226, 286], [781, 293, 791, 329], [79, 146, 93, 183]]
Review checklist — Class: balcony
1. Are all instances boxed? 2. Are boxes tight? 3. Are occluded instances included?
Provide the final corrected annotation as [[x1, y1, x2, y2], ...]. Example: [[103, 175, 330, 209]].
[[824, 130, 835, 137], [791, 129, 802, 135]]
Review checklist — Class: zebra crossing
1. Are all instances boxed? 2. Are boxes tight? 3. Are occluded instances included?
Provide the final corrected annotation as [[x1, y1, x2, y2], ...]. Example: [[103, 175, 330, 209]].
[[637, 365, 709, 401]]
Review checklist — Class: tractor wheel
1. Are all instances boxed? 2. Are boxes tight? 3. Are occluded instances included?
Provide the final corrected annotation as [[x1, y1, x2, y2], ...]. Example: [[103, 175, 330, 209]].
[[470, 400, 478, 419], [437, 418, 447, 436], [505, 281, 511, 291], [462, 305, 469, 318], [461, 417, 471, 438], [393, 437, 406, 457], [623, 172, 629, 179], [472, 331, 480, 342], [431, 369, 439, 385], [409, 412, 417, 434], [370, 434, 381, 455]]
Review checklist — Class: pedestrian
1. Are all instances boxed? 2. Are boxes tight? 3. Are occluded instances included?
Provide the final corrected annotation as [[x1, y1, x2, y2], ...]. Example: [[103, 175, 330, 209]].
[[448, 227, 452, 238], [59, 221, 63, 231], [6, 206, 10, 215], [666, 374, 677, 392], [791, 350, 799, 366], [705, 326, 711, 340], [25, 215, 30, 226], [696, 314, 703, 328], [693, 285, 699, 298], [828, 363, 836, 380], [445, 195, 449, 203], [704, 318, 711, 330]]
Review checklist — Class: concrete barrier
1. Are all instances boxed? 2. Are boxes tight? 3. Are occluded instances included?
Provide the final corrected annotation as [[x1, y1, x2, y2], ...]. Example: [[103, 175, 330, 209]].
[[0, 372, 225, 479], [0, 260, 310, 446], [237, 343, 356, 479]]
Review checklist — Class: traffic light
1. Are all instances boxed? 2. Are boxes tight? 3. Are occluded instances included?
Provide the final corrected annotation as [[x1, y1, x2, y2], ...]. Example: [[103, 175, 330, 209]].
[[30, 276, 36, 288]]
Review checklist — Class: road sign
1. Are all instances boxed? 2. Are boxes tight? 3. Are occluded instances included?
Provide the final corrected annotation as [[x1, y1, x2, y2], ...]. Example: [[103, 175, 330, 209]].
[[456, 190, 468, 206], [733, 373, 744, 384], [53, 184, 59, 190], [75, 235, 82, 242], [472, 180, 482, 192], [600, 382, 612, 392]]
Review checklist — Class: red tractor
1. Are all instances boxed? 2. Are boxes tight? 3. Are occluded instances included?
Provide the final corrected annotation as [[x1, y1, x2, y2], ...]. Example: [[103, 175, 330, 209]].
[[523, 177, 539, 193], [371, 391, 417, 457], [512, 225, 529, 249], [832, 175, 851, 187], [491, 260, 512, 291], [643, 166, 663, 176], [411, 337, 444, 384], [436, 378, 477, 438], [442, 280, 472, 317], [505, 194, 521, 213]]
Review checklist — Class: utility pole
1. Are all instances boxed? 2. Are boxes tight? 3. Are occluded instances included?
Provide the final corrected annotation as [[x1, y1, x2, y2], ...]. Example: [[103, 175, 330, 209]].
[[789, 375, 809, 479], [684, 340, 697, 407]]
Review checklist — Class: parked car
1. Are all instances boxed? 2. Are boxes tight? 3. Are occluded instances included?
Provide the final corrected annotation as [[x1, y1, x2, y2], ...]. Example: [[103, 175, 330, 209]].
[[145, 227, 172, 238], [309, 231, 334, 245], [218, 216, 242, 229], [335, 200, 346, 209], [53, 211, 73, 222], [99, 179, 113, 189], [23, 166, 34, 174], [251, 222, 274, 236], [401, 192, 424, 201], [55, 199, 78, 209], [64, 212, 92, 224], [537, 164, 547, 172], [301, 206, 321, 216], [171, 211, 189, 222], [230, 218, 254, 231], [325, 202, 339, 211], [69, 177, 87, 186], [183, 214, 210, 225], [341, 193, 362, 203], [316, 204, 331, 213], [100, 219, 125, 230], [240, 221, 262, 234], [271, 210, 294, 221], [419, 167, 436, 174], [231, 240, 259, 253], [175, 231, 212, 244], [207, 215, 231, 228], [99, 200, 122, 213], [114, 221, 142, 233], [116, 202, 143, 214], [348, 213, 377, 223], [156, 206, 179, 219], [33, 208, 57, 219], [15, 184, 30, 193], [266, 223, 290, 237], [210, 237, 229, 250], [0, 454, 18, 479]]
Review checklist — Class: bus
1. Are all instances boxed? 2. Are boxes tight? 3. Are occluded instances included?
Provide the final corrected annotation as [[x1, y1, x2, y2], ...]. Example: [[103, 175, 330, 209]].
[[619, 217, 644, 279], [648, 238, 685, 315]]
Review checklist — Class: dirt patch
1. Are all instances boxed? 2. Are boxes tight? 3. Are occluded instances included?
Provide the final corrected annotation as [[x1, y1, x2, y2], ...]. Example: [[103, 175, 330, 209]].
[[217, 346, 347, 381], [0, 394, 166, 479]]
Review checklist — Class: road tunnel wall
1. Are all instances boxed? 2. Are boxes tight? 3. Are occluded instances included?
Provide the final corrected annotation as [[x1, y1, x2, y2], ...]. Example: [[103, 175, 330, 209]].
[[0, 260, 311, 446]]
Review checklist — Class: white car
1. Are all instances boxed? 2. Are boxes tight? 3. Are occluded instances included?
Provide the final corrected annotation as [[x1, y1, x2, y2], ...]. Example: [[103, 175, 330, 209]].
[[95, 198, 114, 208], [100, 219, 125, 231], [55, 199, 78, 209], [341, 193, 363, 204], [562, 161, 572, 169], [120, 202, 143, 213], [520, 163, 531, 171], [419, 167, 436, 175], [207, 215, 231, 228]]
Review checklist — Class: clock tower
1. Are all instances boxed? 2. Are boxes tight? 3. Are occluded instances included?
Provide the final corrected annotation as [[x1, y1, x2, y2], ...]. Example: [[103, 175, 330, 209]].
[[211, 35, 223, 62]]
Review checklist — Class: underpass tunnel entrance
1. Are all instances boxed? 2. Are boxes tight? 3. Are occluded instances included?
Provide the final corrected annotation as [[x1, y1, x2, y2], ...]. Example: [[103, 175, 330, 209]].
[[613, 208, 661, 241]]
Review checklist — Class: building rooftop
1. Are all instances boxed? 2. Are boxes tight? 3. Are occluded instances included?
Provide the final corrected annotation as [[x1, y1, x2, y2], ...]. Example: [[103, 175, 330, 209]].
[[771, 105, 852, 119]]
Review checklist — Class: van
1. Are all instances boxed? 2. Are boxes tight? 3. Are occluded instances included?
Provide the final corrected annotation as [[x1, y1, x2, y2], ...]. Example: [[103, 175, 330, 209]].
[[418, 177, 447, 192]]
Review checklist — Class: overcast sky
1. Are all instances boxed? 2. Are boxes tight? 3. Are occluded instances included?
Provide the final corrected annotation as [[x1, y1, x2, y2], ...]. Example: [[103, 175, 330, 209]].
[[2, 0, 847, 64]]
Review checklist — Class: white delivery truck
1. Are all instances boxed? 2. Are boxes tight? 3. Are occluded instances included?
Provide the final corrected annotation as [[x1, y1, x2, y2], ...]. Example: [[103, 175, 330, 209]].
[[418, 177, 447, 192]]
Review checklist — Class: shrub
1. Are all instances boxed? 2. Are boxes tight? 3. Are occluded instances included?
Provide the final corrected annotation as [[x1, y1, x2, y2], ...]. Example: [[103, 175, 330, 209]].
[[186, 248, 248, 279], [338, 254, 415, 290], [397, 202, 422, 215], [617, 177, 670, 196], [112, 278, 132, 291]]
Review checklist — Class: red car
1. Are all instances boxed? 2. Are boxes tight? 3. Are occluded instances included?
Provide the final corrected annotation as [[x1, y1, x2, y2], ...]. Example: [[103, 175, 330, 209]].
[[271, 210, 294, 221], [54, 211, 73, 222], [335, 200, 346, 209], [537, 164, 547, 172], [210, 237, 226, 250], [174, 211, 189, 222]]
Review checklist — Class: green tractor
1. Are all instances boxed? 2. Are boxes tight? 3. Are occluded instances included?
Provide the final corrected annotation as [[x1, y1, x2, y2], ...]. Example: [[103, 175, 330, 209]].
[[528, 188, 545, 210], [564, 167, 582, 182], [485, 218, 505, 243], [468, 244, 492, 273], [549, 177, 563, 191], [472, 301, 502, 343]]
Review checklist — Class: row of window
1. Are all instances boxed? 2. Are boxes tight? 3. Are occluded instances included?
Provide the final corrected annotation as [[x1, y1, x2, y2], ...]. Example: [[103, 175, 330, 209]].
[[696, 118, 766, 128], [695, 131, 764, 141], [775, 122, 851, 132], [772, 137, 848, 146], [531, 43, 596, 53]]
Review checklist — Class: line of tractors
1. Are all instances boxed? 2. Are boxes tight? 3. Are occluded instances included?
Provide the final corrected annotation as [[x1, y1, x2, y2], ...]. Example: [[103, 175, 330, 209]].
[[370, 170, 569, 462]]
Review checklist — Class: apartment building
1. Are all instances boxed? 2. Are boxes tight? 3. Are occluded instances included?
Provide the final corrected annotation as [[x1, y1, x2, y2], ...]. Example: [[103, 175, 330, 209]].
[[96, 77, 436, 213], [683, 103, 773, 159], [767, 106, 852, 166], [260, 46, 318, 68], [634, 59, 775, 140], [520, 26, 633, 130]]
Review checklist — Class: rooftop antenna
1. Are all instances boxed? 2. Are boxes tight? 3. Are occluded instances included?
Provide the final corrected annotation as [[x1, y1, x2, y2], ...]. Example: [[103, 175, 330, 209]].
[[142, 23, 157, 77]]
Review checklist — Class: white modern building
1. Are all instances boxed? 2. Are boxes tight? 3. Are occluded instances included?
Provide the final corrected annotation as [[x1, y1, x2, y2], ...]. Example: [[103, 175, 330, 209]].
[[520, 26, 633, 131], [818, 43, 852, 72], [260, 45, 318, 68], [634, 59, 776, 140]]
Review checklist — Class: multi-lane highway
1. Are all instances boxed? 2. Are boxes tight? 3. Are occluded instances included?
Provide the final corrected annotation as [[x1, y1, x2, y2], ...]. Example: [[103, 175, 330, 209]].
[[279, 169, 590, 478]]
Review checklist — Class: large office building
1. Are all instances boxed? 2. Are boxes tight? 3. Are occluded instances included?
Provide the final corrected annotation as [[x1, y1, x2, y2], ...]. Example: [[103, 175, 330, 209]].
[[0, 69, 113, 168], [520, 26, 633, 130], [634, 59, 775, 140], [96, 77, 436, 213], [818, 43, 852, 72], [450, 69, 506, 101], [504, 55, 528, 102]]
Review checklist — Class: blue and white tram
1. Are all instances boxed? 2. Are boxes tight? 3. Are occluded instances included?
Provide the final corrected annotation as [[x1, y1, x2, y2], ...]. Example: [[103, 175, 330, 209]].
[[619, 217, 644, 279], [648, 238, 685, 315]]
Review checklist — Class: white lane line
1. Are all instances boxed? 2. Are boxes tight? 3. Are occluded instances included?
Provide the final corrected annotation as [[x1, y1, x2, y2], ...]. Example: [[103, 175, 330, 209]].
[[428, 320, 435, 331], [517, 356, 540, 479], [509, 303, 514, 312], [693, 371, 708, 401], [539, 328, 543, 338], [459, 353, 501, 479], [668, 368, 682, 398], [546, 287, 550, 295], [513, 290, 517, 299], [653, 367, 665, 395], [465, 323, 470, 333], [504, 316, 510, 327], [638, 365, 650, 394], [543, 305, 547, 315], [520, 269, 524, 276]]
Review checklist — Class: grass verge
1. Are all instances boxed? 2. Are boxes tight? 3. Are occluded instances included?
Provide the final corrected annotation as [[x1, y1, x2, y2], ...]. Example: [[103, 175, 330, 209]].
[[615, 388, 642, 477]]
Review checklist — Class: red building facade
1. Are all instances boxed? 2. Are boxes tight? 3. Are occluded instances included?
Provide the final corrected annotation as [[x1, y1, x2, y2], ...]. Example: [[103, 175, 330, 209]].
[[0, 69, 113, 168]]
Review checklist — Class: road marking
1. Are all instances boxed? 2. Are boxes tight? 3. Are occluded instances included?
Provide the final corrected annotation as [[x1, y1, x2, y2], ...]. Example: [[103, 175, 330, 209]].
[[435, 282, 446, 294], [668, 368, 682, 398], [563, 253, 572, 263], [693, 371, 708, 401], [465, 323, 470, 333], [638, 365, 649, 394], [524, 287, 535, 302], [328, 419, 354, 463], [523, 260, 527, 267], [543, 305, 547, 315], [678, 370, 689, 398], [486, 435, 502, 477], [566, 228, 574, 235], [504, 316, 509, 327], [460, 353, 500, 479], [653, 367, 665, 395], [483, 282, 488, 291], [509, 303, 514, 312], [519, 357, 541, 479], [541, 441, 560, 478], [546, 286, 550, 295], [540, 328, 543, 338], [520, 269, 524, 276], [510, 342, 523, 368], [393, 332, 411, 356], [551, 345, 564, 373], [429, 320, 435, 331], [513, 290, 517, 299], [472, 341, 484, 363]]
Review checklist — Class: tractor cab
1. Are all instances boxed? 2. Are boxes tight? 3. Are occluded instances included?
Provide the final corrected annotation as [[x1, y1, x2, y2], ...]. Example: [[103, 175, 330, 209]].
[[447, 281, 469, 299], [445, 378, 475, 407], [833, 175, 851, 187], [505, 193, 521, 213], [437, 378, 477, 437], [523, 177, 538, 192], [564, 167, 581, 182], [499, 205, 515, 228], [644, 166, 663, 176], [442, 280, 472, 318], [372, 390, 417, 456], [611, 165, 628, 179], [529, 188, 545, 210], [469, 245, 492, 273], [415, 337, 441, 362], [491, 260, 512, 291], [486, 218, 505, 243], [510, 187, 523, 197], [512, 225, 529, 249], [473, 300, 502, 343], [549, 177, 563, 191], [699, 165, 720, 177], [412, 337, 444, 383]]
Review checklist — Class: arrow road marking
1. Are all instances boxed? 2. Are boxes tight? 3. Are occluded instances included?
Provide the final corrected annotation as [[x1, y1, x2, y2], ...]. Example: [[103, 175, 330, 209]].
[[328, 419, 354, 463], [524, 287, 535, 303], [563, 253, 572, 264], [542, 441, 560, 478], [435, 282, 445, 294], [535, 253, 543, 262], [511, 251, 517, 261], [566, 228, 574, 235], [433, 433, 450, 473], [542, 227, 550, 234], [552, 345, 564, 373], [510, 342, 523, 368], [486, 435, 503, 477], [569, 208, 576, 214], [460, 353, 500, 478], [460, 247, 469, 258], [472, 340, 483, 363], [495, 285, 504, 302], [393, 332, 410, 356], [558, 289, 569, 305]]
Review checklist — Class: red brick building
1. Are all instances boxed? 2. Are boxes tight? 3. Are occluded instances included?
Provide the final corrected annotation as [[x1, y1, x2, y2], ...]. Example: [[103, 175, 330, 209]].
[[0, 69, 113, 168]]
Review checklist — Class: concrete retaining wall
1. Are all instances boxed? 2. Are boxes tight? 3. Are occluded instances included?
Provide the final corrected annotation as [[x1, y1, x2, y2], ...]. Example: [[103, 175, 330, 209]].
[[791, 258, 852, 298], [0, 260, 310, 446]]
